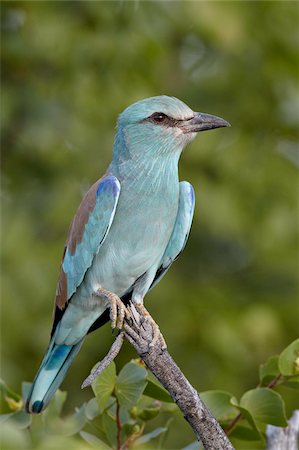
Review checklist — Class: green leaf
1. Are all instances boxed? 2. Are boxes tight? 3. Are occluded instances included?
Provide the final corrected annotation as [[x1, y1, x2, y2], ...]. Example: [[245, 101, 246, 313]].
[[119, 405, 130, 424], [144, 379, 173, 403], [135, 426, 167, 445], [85, 397, 100, 420], [161, 402, 178, 413], [240, 388, 288, 427], [259, 355, 280, 384], [230, 398, 263, 440], [44, 389, 67, 420], [200, 390, 238, 422], [92, 362, 117, 412], [279, 339, 299, 376], [42, 389, 68, 434], [63, 404, 87, 436], [115, 361, 147, 409], [158, 417, 174, 448], [229, 424, 264, 441], [137, 405, 161, 421], [281, 374, 299, 390], [121, 423, 141, 441], [102, 412, 117, 448], [9, 411, 32, 429], [0, 422, 30, 449], [80, 431, 111, 449]]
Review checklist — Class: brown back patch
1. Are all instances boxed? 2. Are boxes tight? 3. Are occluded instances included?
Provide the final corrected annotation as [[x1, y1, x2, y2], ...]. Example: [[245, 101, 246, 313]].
[[68, 180, 100, 255], [54, 178, 102, 310]]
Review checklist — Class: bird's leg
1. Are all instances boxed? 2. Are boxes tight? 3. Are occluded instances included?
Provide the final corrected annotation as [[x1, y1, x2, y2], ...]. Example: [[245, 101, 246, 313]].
[[95, 287, 128, 330], [131, 303, 167, 350]]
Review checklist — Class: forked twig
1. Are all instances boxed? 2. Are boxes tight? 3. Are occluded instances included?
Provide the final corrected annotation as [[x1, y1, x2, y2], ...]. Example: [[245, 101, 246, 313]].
[[81, 331, 125, 388]]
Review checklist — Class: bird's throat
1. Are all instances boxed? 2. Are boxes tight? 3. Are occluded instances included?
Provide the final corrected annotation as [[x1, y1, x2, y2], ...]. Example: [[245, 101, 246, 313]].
[[109, 129, 181, 196]]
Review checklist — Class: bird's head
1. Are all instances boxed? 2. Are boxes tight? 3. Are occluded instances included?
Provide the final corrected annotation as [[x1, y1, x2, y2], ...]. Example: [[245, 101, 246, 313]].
[[115, 96, 230, 159]]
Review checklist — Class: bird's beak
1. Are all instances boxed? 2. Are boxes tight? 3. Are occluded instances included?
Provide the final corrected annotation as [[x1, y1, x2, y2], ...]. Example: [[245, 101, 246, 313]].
[[181, 112, 231, 133]]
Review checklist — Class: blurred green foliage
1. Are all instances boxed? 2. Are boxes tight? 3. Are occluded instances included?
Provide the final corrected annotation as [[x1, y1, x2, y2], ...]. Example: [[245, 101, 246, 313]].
[[1, 1, 299, 448], [1, 341, 299, 449], [0, 360, 178, 449]]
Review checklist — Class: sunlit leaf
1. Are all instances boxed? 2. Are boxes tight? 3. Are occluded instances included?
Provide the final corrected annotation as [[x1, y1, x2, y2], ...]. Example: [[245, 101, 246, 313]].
[[240, 388, 288, 427], [92, 362, 117, 412], [279, 339, 299, 376], [115, 362, 147, 409]]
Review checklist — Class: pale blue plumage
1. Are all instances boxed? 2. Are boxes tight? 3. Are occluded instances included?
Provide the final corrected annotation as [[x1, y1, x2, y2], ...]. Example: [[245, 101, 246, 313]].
[[150, 181, 195, 290], [25, 337, 83, 414], [26, 96, 229, 413]]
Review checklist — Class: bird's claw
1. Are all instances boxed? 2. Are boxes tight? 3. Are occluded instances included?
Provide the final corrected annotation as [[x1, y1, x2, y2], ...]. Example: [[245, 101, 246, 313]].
[[95, 287, 128, 331], [129, 303, 167, 350], [110, 295, 127, 331]]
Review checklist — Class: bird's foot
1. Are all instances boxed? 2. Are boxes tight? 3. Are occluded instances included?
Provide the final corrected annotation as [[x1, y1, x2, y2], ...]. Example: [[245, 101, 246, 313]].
[[125, 303, 167, 351], [95, 287, 128, 331]]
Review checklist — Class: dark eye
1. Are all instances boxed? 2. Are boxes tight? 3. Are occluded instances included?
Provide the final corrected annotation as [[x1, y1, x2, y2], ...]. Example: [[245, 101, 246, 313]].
[[150, 112, 167, 123]]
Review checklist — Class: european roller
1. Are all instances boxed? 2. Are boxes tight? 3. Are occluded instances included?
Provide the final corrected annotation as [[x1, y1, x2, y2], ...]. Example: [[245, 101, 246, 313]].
[[26, 95, 229, 413]]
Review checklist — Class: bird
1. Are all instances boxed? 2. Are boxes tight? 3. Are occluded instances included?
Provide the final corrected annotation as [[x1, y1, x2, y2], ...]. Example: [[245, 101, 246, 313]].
[[26, 95, 230, 414]]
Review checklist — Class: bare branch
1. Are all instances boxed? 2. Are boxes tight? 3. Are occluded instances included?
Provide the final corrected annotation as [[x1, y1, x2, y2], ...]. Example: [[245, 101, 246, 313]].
[[81, 331, 125, 388]]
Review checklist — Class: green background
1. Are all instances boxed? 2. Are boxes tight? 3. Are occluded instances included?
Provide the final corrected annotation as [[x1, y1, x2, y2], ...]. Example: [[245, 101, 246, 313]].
[[2, 1, 298, 448]]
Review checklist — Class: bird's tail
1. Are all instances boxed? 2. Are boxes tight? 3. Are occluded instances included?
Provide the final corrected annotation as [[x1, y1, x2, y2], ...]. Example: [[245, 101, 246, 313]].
[[25, 336, 84, 414]]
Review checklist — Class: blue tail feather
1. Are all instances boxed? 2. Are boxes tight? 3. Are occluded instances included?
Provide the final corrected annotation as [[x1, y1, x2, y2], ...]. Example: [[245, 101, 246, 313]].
[[26, 337, 84, 414]]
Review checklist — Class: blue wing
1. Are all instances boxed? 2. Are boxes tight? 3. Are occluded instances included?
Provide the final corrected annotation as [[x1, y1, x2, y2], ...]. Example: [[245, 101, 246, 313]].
[[150, 181, 195, 290], [27, 175, 121, 414], [56, 175, 121, 309]]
